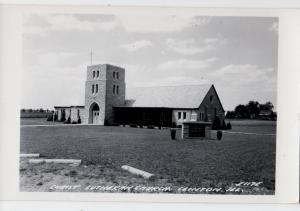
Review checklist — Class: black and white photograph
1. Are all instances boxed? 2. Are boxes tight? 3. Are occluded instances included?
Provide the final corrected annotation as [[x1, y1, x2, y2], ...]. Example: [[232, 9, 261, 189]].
[[19, 11, 278, 195]]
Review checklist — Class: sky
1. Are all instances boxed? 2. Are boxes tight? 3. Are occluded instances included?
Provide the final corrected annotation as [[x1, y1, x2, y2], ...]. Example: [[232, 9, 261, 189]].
[[22, 13, 278, 111]]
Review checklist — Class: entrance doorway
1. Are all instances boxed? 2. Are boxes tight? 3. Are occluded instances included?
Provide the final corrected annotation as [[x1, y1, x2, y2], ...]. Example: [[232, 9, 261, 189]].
[[89, 103, 100, 124]]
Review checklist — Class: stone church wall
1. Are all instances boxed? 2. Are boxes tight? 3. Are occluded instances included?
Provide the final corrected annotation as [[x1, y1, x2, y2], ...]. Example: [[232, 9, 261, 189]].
[[104, 65, 126, 125], [83, 65, 108, 124], [199, 86, 225, 126]]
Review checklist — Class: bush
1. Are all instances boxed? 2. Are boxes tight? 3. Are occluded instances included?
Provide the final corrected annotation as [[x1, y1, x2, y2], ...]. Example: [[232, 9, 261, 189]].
[[77, 117, 81, 124], [217, 131, 223, 140], [64, 117, 71, 124], [170, 128, 176, 140], [212, 116, 221, 130], [129, 124, 138, 128], [226, 122, 232, 130], [172, 122, 177, 128], [47, 116, 53, 121], [71, 121, 77, 124], [147, 125, 155, 129], [222, 119, 227, 129], [60, 116, 66, 122], [112, 123, 120, 126]]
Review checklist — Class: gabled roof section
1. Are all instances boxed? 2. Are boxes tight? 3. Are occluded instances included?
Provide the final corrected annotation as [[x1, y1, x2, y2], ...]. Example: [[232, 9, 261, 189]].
[[125, 84, 212, 109], [211, 84, 225, 112]]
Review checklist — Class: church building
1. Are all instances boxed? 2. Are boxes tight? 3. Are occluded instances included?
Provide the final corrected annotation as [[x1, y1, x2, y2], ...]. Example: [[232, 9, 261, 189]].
[[54, 64, 225, 127]]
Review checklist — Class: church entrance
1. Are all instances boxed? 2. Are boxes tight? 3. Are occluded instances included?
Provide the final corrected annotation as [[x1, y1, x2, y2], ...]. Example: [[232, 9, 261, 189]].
[[92, 110, 100, 124], [89, 103, 100, 124]]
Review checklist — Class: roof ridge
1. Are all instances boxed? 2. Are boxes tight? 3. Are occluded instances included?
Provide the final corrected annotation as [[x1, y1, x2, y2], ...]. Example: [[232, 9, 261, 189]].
[[127, 84, 212, 89]]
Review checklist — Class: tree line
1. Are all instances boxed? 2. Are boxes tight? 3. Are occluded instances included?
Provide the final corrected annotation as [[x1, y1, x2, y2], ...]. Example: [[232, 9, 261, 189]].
[[21, 108, 53, 113], [226, 101, 276, 120]]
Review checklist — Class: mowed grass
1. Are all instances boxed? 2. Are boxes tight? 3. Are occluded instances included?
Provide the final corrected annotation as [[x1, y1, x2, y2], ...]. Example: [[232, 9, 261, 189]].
[[228, 119, 276, 134], [20, 118, 63, 126], [20, 118, 276, 192]]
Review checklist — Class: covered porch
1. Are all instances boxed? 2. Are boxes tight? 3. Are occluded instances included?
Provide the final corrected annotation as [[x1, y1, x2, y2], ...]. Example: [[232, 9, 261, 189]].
[[113, 107, 173, 127]]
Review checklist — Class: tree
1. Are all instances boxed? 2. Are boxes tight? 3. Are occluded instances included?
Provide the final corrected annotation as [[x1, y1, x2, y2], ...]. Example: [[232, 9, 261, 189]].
[[234, 104, 249, 118], [246, 101, 260, 118], [225, 111, 236, 119], [260, 101, 274, 111]]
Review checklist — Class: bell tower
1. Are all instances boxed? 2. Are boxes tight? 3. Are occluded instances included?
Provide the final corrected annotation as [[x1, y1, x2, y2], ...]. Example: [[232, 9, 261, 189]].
[[83, 64, 126, 125]]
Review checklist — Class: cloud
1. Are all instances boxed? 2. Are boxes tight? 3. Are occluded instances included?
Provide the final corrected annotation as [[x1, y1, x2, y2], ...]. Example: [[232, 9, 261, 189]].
[[213, 64, 275, 85], [22, 63, 86, 108], [35, 52, 77, 67], [157, 58, 217, 71], [204, 37, 227, 45], [165, 38, 214, 55], [269, 22, 278, 33], [150, 76, 210, 86], [133, 76, 210, 87], [166, 36, 226, 55], [121, 40, 152, 52], [24, 14, 212, 35], [118, 15, 211, 33], [24, 14, 119, 34]]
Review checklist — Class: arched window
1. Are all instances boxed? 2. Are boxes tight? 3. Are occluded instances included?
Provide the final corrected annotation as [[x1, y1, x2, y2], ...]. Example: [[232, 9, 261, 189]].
[[93, 71, 95, 78], [113, 72, 116, 78], [116, 85, 119, 94], [96, 71, 99, 78], [113, 85, 116, 94], [116, 72, 119, 79], [95, 84, 98, 93], [92, 84, 95, 93]]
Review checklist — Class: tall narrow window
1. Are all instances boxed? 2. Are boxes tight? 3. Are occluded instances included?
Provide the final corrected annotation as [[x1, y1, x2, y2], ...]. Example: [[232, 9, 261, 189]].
[[92, 84, 95, 93], [96, 71, 99, 78], [113, 72, 115, 79], [210, 95, 213, 103], [93, 71, 95, 78], [116, 85, 119, 94], [116, 72, 119, 79], [96, 84, 98, 93], [113, 85, 116, 94], [183, 112, 186, 120], [178, 112, 181, 120]]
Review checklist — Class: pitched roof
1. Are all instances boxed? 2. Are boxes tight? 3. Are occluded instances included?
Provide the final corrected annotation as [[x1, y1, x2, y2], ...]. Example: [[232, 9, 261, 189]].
[[54, 105, 84, 109], [124, 84, 212, 109]]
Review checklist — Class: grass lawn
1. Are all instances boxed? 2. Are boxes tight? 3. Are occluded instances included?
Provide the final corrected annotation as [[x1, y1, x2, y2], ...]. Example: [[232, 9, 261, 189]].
[[228, 119, 276, 134], [20, 118, 64, 126], [20, 118, 276, 194]]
